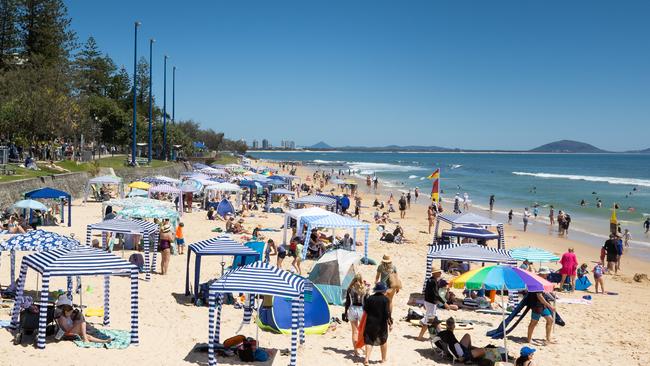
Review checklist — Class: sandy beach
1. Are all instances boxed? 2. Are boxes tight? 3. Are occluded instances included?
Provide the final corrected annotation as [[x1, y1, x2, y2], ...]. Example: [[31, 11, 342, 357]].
[[1, 161, 649, 366]]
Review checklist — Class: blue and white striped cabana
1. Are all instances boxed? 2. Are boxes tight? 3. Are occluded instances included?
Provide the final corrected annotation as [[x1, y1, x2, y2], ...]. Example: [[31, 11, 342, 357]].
[[441, 224, 500, 241], [282, 207, 335, 245], [289, 194, 337, 209], [434, 213, 506, 249], [9, 246, 140, 349], [300, 214, 370, 262], [0, 230, 80, 286], [86, 218, 160, 280], [207, 261, 305, 366], [184, 235, 260, 298]]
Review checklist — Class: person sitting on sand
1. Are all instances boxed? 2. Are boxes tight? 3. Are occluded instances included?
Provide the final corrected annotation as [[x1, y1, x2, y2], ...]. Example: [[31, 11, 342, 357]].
[[55, 295, 111, 344], [516, 346, 538, 366], [232, 218, 249, 234], [435, 317, 486, 362], [7, 215, 26, 234], [252, 224, 265, 239], [207, 206, 215, 220], [225, 216, 235, 232], [307, 229, 327, 258]]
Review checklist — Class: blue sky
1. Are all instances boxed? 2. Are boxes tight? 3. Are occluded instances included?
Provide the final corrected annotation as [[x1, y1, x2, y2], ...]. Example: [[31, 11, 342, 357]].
[[66, 0, 650, 150]]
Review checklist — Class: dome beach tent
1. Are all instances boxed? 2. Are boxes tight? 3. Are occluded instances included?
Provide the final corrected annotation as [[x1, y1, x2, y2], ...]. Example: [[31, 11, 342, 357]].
[[148, 184, 184, 215], [0, 230, 79, 286], [434, 213, 506, 249], [300, 214, 371, 263], [207, 261, 306, 366], [23, 187, 72, 227], [184, 235, 260, 300], [9, 246, 140, 349], [308, 249, 362, 305], [86, 218, 160, 281], [83, 175, 124, 202], [282, 207, 336, 245]]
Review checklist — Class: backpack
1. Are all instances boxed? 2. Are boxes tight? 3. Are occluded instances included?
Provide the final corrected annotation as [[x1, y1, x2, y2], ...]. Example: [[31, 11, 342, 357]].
[[237, 337, 257, 362]]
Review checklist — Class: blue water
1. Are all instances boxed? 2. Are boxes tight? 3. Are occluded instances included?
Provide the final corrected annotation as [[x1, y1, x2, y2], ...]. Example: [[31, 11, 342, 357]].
[[251, 151, 650, 254]]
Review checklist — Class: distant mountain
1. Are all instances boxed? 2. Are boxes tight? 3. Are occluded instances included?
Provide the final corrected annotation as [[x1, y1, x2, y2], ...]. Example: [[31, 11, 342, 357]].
[[625, 147, 650, 154], [529, 140, 608, 153], [337, 145, 453, 152], [309, 141, 333, 149]]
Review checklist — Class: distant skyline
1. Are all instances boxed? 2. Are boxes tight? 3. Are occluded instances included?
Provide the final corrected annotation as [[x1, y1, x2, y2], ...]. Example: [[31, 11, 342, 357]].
[[67, 0, 650, 150]]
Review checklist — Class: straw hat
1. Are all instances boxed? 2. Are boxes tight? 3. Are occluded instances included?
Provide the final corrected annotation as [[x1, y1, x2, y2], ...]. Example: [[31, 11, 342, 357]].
[[381, 255, 392, 263], [431, 267, 442, 275]]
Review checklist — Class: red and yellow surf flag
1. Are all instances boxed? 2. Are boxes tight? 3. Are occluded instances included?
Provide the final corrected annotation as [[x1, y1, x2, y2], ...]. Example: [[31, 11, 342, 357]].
[[431, 178, 440, 202], [427, 168, 440, 180]]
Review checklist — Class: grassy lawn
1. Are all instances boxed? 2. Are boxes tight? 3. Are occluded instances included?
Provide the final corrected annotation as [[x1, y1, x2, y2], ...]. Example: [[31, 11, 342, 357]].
[[211, 153, 239, 165]]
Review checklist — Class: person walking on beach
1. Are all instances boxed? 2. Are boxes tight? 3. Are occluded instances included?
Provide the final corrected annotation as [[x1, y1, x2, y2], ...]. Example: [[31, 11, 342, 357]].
[[406, 191, 411, 209], [344, 273, 368, 358], [615, 235, 624, 273], [375, 255, 398, 311], [508, 209, 513, 224], [559, 248, 578, 292], [428, 204, 436, 234], [417, 267, 448, 341], [398, 194, 407, 219], [362, 282, 392, 366], [523, 208, 531, 232], [549, 206, 555, 226], [526, 291, 555, 344], [414, 187, 420, 203], [373, 176, 378, 191], [489, 195, 495, 211], [644, 218, 650, 234], [604, 234, 619, 273], [366, 175, 371, 191], [623, 229, 631, 248]]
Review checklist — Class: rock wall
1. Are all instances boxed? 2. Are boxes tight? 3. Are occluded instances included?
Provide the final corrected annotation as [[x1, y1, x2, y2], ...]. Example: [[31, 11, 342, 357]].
[[0, 162, 190, 208]]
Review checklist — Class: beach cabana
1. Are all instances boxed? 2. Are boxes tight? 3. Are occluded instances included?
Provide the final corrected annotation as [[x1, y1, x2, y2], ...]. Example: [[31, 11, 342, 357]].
[[148, 184, 184, 215], [289, 194, 337, 209], [301, 214, 370, 262], [0, 230, 79, 285], [184, 235, 260, 298], [282, 207, 336, 244], [265, 188, 296, 212], [23, 187, 72, 227], [434, 213, 506, 249], [9, 246, 140, 349], [207, 261, 305, 366], [86, 218, 160, 280], [83, 175, 124, 202], [441, 224, 500, 242]]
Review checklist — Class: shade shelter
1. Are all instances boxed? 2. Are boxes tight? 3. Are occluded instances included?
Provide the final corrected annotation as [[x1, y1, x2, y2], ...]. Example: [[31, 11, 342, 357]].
[[301, 214, 370, 262], [204, 183, 243, 209], [83, 175, 124, 202], [207, 261, 305, 366], [265, 188, 295, 212], [184, 235, 260, 298], [434, 213, 506, 249], [9, 246, 140, 349], [0, 230, 79, 285], [24, 187, 72, 227], [441, 224, 500, 242], [148, 184, 184, 215], [289, 194, 337, 209], [102, 196, 174, 214], [282, 207, 336, 244], [86, 218, 160, 280], [510, 247, 560, 263]]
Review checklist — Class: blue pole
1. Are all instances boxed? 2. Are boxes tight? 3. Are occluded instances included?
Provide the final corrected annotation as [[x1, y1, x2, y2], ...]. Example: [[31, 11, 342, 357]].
[[131, 21, 141, 165], [172, 66, 176, 123], [148, 38, 154, 163], [162, 55, 168, 160]]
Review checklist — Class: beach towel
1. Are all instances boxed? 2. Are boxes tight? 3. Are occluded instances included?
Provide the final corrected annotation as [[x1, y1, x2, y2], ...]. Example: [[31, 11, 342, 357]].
[[73, 329, 131, 349], [355, 312, 367, 349], [84, 307, 105, 317], [556, 298, 592, 305]]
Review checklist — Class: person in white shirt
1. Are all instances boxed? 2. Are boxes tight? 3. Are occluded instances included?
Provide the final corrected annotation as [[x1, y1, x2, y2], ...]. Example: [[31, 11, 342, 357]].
[[523, 208, 531, 232]]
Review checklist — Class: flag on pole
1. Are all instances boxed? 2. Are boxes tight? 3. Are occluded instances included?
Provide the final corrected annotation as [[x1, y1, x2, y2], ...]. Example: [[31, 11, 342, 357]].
[[426, 168, 440, 180], [431, 177, 439, 202]]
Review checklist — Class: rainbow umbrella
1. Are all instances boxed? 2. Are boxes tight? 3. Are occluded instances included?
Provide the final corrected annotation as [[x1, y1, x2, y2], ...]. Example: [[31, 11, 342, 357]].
[[450, 265, 554, 361]]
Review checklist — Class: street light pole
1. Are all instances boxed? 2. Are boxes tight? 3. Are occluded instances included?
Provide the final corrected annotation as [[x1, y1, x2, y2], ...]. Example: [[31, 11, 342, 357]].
[[148, 38, 154, 163], [172, 66, 176, 123], [131, 21, 141, 165], [162, 55, 168, 160]]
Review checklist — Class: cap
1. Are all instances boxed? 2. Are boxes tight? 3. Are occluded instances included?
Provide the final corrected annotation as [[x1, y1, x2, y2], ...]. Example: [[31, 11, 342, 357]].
[[520, 346, 536, 357]]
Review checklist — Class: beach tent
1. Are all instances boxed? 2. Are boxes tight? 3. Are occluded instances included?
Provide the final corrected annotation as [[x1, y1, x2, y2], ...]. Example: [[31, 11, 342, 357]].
[[308, 249, 362, 305], [0, 230, 79, 285], [204, 183, 243, 209], [215, 198, 235, 217], [9, 246, 140, 349], [441, 224, 500, 242], [435, 213, 506, 249], [301, 214, 371, 262], [149, 184, 184, 215], [86, 218, 160, 281], [83, 175, 124, 202], [207, 261, 306, 366], [184, 235, 260, 298], [257, 280, 330, 335], [23, 187, 72, 227], [289, 194, 337, 209], [282, 207, 336, 244]]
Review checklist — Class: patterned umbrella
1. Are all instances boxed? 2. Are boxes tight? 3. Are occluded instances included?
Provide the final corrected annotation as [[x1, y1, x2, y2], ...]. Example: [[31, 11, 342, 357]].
[[118, 206, 180, 222], [104, 197, 174, 209], [510, 247, 560, 263]]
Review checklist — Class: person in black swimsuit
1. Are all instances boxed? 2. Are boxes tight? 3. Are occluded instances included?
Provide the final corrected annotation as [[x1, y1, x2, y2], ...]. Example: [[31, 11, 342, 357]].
[[363, 282, 392, 365]]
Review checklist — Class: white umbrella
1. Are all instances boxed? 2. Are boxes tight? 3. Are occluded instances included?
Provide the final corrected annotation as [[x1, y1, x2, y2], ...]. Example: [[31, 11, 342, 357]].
[[13, 199, 47, 211]]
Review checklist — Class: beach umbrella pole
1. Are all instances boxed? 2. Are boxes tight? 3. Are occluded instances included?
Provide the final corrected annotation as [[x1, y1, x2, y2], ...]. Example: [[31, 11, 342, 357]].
[[501, 287, 508, 363]]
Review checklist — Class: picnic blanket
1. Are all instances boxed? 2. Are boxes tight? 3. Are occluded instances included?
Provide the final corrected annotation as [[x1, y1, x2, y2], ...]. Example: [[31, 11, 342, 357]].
[[73, 329, 131, 349]]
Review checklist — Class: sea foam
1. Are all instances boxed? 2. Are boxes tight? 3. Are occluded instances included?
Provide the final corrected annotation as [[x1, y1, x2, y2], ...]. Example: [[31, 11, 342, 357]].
[[512, 172, 650, 188]]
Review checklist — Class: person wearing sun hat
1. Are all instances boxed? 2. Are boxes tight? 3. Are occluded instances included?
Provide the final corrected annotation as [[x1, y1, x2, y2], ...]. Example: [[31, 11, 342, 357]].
[[54, 294, 110, 344], [417, 266, 449, 340], [375, 254, 399, 311], [515, 346, 537, 366], [362, 282, 393, 365]]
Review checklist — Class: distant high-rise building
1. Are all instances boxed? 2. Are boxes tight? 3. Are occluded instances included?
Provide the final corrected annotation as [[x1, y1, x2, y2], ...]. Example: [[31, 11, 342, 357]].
[[251, 140, 259, 149], [280, 139, 295, 150], [262, 139, 269, 149]]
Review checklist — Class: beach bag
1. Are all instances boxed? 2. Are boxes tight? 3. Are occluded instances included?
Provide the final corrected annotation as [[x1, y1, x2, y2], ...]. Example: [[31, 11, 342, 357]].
[[387, 273, 402, 290], [223, 334, 246, 348], [355, 312, 367, 349], [254, 348, 269, 362], [237, 337, 257, 362]]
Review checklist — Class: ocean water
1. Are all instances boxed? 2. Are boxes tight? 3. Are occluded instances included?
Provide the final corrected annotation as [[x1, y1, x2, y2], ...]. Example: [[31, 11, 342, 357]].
[[251, 151, 650, 258]]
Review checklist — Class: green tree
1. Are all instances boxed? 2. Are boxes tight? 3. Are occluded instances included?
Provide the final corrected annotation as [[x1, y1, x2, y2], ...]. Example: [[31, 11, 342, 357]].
[[20, 0, 76, 66], [135, 56, 149, 106], [0, 0, 21, 68], [107, 66, 130, 103], [74, 36, 116, 96]]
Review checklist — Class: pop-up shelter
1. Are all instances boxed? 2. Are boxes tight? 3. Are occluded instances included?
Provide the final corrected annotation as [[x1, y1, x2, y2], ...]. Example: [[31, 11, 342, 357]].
[[441, 224, 500, 242], [184, 236, 260, 299], [23, 187, 72, 227], [282, 207, 335, 244], [301, 214, 370, 262], [83, 175, 124, 202], [434, 213, 506, 249], [207, 261, 305, 366], [265, 188, 296, 212], [9, 246, 140, 349], [148, 184, 184, 215], [86, 218, 160, 280], [308, 249, 362, 305], [0, 230, 79, 286], [289, 194, 337, 210]]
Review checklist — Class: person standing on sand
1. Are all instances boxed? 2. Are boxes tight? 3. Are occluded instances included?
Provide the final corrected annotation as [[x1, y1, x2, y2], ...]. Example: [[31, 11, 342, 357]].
[[604, 234, 618, 273], [559, 248, 578, 292], [398, 194, 407, 219], [363, 282, 392, 366], [428, 204, 436, 234], [406, 191, 411, 209], [489, 195, 495, 211], [375, 255, 398, 311], [549, 206, 555, 226], [417, 267, 448, 341], [523, 208, 531, 232], [373, 176, 378, 191], [644, 218, 650, 234], [615, 235, 624, 273], [344, 273, 368, 358], [366, 175, 371, 192], [414, 187, 420, 202], [623, 229, 631, 248], [159, 219, 174, 275], [526, 291, 555, 345]]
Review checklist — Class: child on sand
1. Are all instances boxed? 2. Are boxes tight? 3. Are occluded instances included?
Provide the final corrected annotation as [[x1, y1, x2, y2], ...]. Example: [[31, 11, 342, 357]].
[[593, 262, 605, 294], [176, 222, 185, 255]]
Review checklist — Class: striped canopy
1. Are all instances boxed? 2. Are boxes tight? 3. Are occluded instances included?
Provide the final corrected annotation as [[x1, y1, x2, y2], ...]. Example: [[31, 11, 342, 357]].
[[441, 225, 500, 240], [450, 264, 554, 292], [301, 214, 370, 261], [149, 184, 182, 194], [510, 247, 560, 262], [439, 213, 501, 226], [290, 194, 337, 207], [427, 244, 516, 264], [270, 188, 295, 195], [23, 245, 136, 276]]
